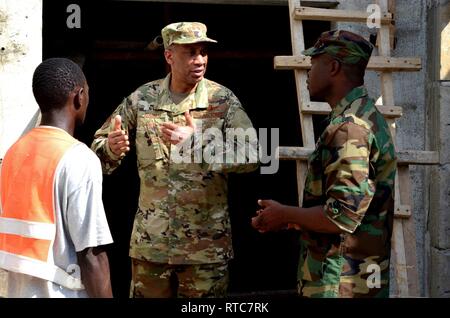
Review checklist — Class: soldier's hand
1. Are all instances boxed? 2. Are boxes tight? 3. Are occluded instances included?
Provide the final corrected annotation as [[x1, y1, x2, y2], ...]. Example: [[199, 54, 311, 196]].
[[107, 115, 130, 157], [251, 209, 265, 233], [251, 199, 288, 233], [161, 111, 196, 145]]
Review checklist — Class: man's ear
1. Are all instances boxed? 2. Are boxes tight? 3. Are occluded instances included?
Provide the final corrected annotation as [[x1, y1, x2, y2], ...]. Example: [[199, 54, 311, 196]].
[[329, 59, 341, 77], [164, 49, 173, 65], [73, 88, 83, 111]]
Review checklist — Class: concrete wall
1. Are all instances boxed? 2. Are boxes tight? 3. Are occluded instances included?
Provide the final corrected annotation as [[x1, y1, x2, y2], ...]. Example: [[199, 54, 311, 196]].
[[0, 0, 42, 157], [0, 0, 43, 297], [426, 0, 450, 298], [336, 0, 429, 296]]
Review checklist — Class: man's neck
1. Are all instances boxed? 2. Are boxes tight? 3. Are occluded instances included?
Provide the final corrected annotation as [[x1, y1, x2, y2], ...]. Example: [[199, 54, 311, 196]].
[[169, 75, 198, 94], [327, 83, 361, 108], [40, 110, 75, 136]]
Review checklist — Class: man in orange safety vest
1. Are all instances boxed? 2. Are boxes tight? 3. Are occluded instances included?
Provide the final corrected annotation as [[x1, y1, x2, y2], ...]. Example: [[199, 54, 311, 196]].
[[0, 58, 113, 298]]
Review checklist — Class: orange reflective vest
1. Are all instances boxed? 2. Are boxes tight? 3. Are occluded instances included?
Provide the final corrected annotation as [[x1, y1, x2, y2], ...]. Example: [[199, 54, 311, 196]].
[[0, 127, 84, 290]]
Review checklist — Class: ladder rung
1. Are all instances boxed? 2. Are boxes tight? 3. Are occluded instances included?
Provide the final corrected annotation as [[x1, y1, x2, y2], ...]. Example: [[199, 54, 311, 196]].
[[274, 55, 422, 72], [277, 147, 314, 160], [303, 102, 403, 118], [396, 150, 440, 165], [302, 102, 330, 115], [277, 147, 439, 165], [395, 205, 412, 218], [375, 105, 403, 118], [294, 6, 393, 24], [300, 0, 339, 9], [278, 147, 413, 218]]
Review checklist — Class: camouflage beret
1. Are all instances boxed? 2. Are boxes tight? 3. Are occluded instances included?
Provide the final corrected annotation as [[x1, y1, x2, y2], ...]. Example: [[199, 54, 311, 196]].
[[302, 30, 374, 64], [161, 22, 217, 49]]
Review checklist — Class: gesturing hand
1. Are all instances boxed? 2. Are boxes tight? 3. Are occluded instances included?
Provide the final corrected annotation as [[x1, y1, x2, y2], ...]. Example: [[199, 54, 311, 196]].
[[251, 199, 288, 233], [161, 111, 196, 145], [107, 115, 130, 157]]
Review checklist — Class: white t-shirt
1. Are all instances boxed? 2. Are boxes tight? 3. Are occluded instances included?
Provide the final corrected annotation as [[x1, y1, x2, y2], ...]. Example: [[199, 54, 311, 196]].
[[6, 128, 113, 298]]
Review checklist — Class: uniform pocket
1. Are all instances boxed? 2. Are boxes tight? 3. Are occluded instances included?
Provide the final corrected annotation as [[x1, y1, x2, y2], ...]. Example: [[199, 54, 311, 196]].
[[196, 117, 224, 132], [136, 115, 165, 168]]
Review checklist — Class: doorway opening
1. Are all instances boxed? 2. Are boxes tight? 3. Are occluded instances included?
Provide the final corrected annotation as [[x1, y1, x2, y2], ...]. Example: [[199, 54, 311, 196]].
[[43, 0, 329, 297]]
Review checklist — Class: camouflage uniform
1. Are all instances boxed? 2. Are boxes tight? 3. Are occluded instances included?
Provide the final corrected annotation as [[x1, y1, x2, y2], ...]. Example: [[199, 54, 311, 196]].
[[130, 258, 228, 298], [161, 22, 217, 48], [91, 22, 258, 297], [297, 30, 397, 297]]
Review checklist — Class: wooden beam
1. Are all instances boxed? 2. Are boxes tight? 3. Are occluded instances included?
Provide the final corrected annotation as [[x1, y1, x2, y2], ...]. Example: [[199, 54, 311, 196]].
[[301, 102, 330, 115], [374, 105, 403, 118], [392, 213, 409, 296], [300, 0, 338, 8], [277, 147, 440, 166], [287, 0, 314, 206], [294, 6, 393, 24], [395, 205, 412, 218], [396, 150, 440, 165], [302, 102, 403, 118], [388, 0, 397, 50], [368, 56, 422, 72], [276, 147, 314, 160], [110, 0, 339, 7], [274, 55, 422, 72], [397, 165, 420, 296]]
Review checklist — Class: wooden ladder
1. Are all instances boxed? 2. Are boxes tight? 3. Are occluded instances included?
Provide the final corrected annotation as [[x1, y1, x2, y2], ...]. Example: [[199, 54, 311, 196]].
[[275, 0, 439, 297]]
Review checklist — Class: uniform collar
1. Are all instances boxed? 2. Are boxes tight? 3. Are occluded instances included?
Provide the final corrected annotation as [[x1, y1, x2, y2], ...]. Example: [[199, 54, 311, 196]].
[[330, 85, 368, 120], [155, 73, 208, 114]]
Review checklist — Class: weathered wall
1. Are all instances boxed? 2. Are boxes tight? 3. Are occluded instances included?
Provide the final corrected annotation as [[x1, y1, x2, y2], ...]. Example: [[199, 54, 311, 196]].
[[0, 0, 43, 297], [0, 0, 42, 157], [336, 0, 429, 296], [426, 0, 450, 298]]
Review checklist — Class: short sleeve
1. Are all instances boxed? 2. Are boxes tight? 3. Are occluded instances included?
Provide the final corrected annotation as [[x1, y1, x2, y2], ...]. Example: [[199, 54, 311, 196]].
[[61, 144, 113, 252], [322, 121, 376, 233]]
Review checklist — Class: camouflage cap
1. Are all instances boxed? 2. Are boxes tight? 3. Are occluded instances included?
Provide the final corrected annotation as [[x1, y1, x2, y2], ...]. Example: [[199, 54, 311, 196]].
[[302, 30, 373, 64], [161, 22, 218, 49]]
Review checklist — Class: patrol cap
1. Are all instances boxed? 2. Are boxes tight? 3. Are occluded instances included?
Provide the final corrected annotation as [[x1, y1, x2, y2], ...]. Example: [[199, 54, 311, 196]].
[[302, 30, 373, 64], [161, 22, 217, 49]]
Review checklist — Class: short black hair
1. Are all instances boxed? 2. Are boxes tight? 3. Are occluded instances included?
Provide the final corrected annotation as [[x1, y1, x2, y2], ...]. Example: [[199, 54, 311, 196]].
[[341, 59, 368, 86], [32, 58, 86, 113]]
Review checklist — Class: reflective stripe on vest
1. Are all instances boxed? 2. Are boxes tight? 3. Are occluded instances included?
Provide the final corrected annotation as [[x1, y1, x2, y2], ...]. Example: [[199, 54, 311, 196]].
[[0, 127, 84, 290]]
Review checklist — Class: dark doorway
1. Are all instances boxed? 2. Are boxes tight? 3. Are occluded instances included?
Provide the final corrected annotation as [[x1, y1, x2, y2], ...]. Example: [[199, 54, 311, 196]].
[[43, 0, 329, 298]]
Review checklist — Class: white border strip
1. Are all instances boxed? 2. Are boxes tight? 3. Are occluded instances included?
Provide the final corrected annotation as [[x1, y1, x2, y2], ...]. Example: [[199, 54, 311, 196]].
[[0, 250, 84, 290], [0, 216, 55, 240]]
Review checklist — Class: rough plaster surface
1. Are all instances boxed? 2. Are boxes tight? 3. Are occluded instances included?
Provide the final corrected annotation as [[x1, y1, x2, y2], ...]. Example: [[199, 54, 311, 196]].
[[428, 84, 450, 298], [430, 247, 450, 297], [427, 0, 450, 298], [0, 0, 42, 158], [430, 163, 450, 249]]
